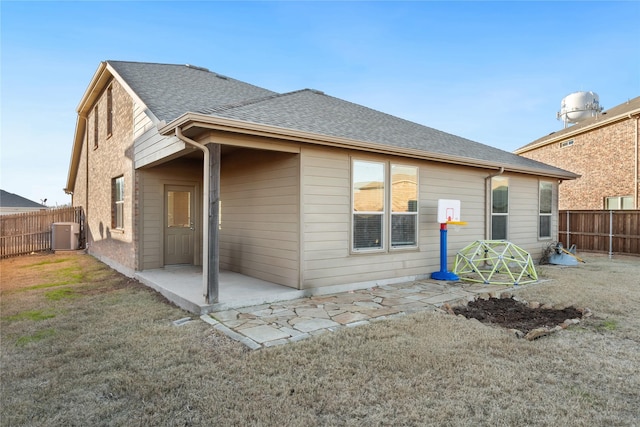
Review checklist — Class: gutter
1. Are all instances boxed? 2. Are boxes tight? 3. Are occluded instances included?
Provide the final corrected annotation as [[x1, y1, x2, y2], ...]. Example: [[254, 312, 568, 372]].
[[633, 113, 639, 208], [174, 127, 211, 300]]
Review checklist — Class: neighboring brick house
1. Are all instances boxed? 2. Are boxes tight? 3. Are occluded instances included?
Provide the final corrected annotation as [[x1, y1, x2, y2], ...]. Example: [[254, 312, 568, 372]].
[[515, 96, 640, 210]]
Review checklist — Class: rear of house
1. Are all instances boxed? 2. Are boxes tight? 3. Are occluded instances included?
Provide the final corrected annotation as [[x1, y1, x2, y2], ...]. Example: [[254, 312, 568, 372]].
[[65, 61, 577, 303]]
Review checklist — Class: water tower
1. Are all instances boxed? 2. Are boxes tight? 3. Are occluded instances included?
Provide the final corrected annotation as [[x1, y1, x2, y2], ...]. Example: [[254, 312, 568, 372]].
[[556, 91, 603, 128]]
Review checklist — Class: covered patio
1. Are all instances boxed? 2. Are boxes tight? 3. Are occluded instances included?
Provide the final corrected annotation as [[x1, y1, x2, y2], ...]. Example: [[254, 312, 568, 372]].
[[135, 267, 308, 314]]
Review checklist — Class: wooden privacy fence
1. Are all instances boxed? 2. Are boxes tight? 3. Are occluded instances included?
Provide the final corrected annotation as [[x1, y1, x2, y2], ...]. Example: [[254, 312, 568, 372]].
[[0, 207, 83, 258], [559, 210, 640, 257]]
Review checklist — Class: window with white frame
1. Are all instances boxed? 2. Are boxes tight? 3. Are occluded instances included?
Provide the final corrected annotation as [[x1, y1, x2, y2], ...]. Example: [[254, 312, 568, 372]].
[[605, 196, 634, 210], [391, 164, 418, 248], [353, 160, 385, 250], [113, 176, 124, 229], [560, 139, 574, 148], [93, 105, 99, 149], [107, 85, 113, 138], [491, 176, 508, 240], [352, 160, 419, 252], [539, 181, 552, 238]]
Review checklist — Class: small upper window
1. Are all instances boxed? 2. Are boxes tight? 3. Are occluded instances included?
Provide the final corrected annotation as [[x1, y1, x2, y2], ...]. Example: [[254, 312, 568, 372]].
[[107, 85, 113, 137], [93, 105, 99, 149], [560, 139, 574, 148]]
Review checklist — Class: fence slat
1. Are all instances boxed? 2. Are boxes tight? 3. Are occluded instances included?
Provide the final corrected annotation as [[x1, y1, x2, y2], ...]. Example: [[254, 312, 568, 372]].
[[0, 207, 83, 258], [560, 210, 640, 257]]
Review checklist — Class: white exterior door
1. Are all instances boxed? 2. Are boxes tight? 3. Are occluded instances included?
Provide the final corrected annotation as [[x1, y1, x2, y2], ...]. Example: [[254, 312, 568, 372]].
[[164, 185, 195, 265]]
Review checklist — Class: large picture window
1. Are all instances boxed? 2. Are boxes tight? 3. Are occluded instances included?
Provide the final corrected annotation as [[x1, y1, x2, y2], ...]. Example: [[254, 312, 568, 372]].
[[491, 176, 508, 240], [113, 176, 124, 230], [391, 165, 418, 248], [352, 160, 419, 252], [539, 181, 552, 238], [352, 160, 385, 250]]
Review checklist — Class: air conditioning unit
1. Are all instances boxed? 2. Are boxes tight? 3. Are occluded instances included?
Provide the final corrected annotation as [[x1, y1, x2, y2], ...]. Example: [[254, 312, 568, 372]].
[[52, 222, 80, 250]]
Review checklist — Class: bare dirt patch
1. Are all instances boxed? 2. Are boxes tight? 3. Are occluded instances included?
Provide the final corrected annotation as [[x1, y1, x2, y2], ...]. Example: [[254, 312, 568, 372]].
[[452, 297, 583, 334]]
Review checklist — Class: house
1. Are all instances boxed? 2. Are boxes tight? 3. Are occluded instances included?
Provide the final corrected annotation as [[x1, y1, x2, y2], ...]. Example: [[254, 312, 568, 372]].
[[515, 96, 640, 210], [65, 61, 577, 309], [0, 190, 47, 215]]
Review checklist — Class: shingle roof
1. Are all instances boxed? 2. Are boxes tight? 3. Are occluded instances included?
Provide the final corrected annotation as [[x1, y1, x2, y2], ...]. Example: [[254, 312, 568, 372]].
[[200, 89, 575, 176], [107, 61, 277, 123], [517, 96, 640, 152], [0, 190, 46, 208], [107, 61, 576, 178]]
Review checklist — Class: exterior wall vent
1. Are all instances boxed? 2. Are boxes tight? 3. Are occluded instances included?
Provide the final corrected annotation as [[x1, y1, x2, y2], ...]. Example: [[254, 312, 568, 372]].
[[52, 222, 80, 250]]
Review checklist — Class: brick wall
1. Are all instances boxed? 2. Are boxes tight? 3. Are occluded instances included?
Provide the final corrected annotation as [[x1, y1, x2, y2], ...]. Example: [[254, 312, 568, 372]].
[[519, 118, 638, 210], [73, 79, 137, 271]]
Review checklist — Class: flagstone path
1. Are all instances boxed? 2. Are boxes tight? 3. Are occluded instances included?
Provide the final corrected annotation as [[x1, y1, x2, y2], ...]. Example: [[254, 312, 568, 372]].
[[200, 279, 513, 349]]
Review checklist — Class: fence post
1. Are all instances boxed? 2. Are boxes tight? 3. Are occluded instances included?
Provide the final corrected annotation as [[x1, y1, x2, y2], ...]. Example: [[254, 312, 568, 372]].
[[609, 210, 613, 259], [566, 211, 570, 248]]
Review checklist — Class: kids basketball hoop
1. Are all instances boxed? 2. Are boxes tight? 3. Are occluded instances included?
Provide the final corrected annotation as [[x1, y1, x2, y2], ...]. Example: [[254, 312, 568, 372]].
[[431, 200, 467, 281]]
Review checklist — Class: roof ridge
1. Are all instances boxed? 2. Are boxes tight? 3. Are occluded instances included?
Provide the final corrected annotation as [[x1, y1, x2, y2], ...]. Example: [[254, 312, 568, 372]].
[[198, 89, 320, 115]]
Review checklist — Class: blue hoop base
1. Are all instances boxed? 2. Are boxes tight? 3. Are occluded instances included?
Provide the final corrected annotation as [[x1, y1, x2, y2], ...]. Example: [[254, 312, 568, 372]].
[[431, 271, 460, 281]]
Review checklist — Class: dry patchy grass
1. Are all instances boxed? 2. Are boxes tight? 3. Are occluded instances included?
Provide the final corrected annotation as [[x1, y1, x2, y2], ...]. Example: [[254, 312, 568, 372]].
[[1, 252, 639, 426]]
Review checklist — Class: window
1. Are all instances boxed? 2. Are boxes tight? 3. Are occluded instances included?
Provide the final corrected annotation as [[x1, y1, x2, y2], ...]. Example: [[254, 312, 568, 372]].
[[352, 160, 418, 252], [391, 165, 418, 248], [93, 105, 99, 149], [491, 176, 508, 240], [539, 181, 553, 238], [113, 176, 124, 229], [605, 196, 634, 210], [107, 85, 113, 137], [560, 139, 574, 148], [353, 160, 385, 250]]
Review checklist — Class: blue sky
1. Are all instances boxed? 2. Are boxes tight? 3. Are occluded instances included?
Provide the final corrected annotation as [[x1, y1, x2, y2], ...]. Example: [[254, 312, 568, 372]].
[[1, 1, 639, 206]]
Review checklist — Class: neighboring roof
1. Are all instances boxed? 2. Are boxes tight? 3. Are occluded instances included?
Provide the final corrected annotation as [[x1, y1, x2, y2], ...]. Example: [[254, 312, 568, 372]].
[[0, 190, 46, 208], [107, 61, 277, 123], [516, 96, 640, 154]]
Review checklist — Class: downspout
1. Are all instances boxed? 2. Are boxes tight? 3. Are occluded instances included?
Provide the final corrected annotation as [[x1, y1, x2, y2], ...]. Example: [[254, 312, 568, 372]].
[[174, 127, 211, 300], [485, 167, 504, 239], [631, 114, 639, 209], [82, 114, 89, 250]]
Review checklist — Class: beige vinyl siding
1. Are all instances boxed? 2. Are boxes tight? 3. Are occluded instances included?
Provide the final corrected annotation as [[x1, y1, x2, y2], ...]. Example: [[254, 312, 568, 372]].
[[300, 147, 487, 289], [139, 158, 203, 270], [220, 148, 300, 288], [133, 103, 187, 168], [508, 175, 558, 258]]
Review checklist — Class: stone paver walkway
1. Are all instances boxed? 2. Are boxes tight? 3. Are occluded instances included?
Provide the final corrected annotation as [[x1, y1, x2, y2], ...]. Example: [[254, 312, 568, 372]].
[[199, 279, 512, 349]]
